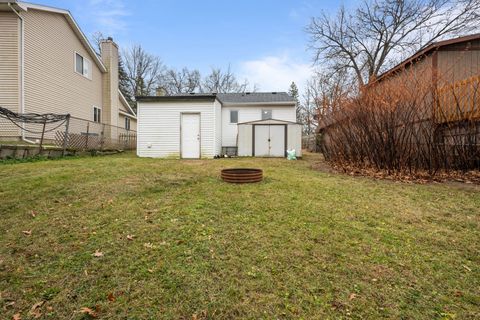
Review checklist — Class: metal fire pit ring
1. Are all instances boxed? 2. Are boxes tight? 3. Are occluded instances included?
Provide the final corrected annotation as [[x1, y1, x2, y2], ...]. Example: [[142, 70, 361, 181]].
[[221, 168, 263, 183]]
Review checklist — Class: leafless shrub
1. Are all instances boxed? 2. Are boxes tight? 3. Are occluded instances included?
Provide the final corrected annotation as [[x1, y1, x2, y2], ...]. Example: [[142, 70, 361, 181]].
[[320, 66, 480, 176]]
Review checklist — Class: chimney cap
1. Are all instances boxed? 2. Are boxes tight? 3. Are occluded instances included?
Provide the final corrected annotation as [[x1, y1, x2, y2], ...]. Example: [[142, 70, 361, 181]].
[[107, 36, 113, 41]]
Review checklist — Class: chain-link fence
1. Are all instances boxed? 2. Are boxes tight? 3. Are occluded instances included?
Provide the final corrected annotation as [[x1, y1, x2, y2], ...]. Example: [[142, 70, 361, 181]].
[[0, 108, 136, 155]]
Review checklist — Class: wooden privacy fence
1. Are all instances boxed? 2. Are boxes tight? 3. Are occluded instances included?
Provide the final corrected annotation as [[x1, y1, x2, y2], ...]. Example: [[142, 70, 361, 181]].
[[436, 75, 480, 123]]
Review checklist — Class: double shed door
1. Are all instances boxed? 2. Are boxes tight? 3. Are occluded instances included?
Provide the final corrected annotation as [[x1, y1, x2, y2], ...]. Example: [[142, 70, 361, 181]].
[[254, 125, 286, 157]]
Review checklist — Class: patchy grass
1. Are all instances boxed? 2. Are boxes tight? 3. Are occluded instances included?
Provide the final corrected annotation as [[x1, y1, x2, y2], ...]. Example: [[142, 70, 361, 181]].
[[0, 153, 479, 319]]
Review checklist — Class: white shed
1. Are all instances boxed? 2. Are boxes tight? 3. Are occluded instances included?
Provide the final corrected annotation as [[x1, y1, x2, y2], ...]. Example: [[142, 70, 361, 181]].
[[136, 92, 299, 159], [237, 119, 302, 157]]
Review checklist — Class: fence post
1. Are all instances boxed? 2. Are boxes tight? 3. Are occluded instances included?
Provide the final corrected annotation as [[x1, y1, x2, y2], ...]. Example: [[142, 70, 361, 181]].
[[85, 122, 90, 151], [62, 114, 70, 157], [38, 119, 47, 155], [100, 123, 105, 151]]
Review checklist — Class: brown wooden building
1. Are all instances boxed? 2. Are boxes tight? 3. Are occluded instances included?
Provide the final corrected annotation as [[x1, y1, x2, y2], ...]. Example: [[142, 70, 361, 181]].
[[372, 34, 480, 123]]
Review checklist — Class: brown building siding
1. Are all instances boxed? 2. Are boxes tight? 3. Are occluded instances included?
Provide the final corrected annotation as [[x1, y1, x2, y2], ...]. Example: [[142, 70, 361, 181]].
[[437, 40, 480, 85]]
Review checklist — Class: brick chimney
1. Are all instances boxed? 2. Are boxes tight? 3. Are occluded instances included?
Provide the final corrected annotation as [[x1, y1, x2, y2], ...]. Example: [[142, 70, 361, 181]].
[[100, 37, 119, 129]]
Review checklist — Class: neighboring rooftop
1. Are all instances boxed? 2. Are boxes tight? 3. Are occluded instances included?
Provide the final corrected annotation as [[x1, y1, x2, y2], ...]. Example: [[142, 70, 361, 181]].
[[136, 92, 296, 104], [217, 92, 296, 104]]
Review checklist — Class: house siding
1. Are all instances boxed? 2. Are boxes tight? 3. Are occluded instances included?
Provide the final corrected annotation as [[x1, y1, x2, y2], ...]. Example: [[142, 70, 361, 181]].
[[23, 9, 103, 123], [137, 101, 216, 158], [221, 104, 296, 147], [0, 11, 20, 138], [118, 114, 137, 131]]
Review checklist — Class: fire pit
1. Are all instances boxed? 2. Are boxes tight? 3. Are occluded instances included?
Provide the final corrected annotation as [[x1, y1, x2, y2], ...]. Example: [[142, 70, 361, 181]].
[[221, 168, 263, 183]]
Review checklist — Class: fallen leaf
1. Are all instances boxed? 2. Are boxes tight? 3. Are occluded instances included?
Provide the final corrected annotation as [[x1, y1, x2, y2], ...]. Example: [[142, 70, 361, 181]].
[[148, 269, 154, 273], [5, 300, 15, 308], [29, 301, 45, 318], [92, 250, 103, 257], [126, 235, 134, 241], [12, 314, 21, 320], [22, 230, 32, 236], [349, 293, 357, 300], [80, 307, 97, 318], [46, 306, 53, 311], [144, 242, 154, 249], [107, 292, 115, 302], [462, 265, 472, 272], [31, 210, 37, 218]]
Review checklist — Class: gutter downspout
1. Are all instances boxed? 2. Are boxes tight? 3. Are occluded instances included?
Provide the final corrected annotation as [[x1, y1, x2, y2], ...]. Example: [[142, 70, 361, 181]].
[[8, 3, 35, 144]]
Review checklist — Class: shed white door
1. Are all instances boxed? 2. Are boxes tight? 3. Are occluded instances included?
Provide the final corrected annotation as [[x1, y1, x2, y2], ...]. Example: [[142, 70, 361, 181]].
[[254, 125, 285, 157], [269, 126, 285, 157], [181, 113, 200, 159], [254, 125, 270, 157]]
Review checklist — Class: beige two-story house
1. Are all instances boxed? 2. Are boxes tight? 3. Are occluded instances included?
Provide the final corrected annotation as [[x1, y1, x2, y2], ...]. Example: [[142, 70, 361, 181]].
[[0, 0, 136, 142]]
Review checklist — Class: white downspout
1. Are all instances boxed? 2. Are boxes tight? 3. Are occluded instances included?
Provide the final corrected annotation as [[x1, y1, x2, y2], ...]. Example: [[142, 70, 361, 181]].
[[8, 3, 35, 144]]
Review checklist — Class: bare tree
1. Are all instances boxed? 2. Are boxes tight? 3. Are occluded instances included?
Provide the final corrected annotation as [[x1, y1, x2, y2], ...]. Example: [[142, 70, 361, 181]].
[[123, 45, 164, 98], [202, 66, 256, 93], [157, 68, 202, 95], [90, 31, 105, 54], [307, 0, 480, 87]]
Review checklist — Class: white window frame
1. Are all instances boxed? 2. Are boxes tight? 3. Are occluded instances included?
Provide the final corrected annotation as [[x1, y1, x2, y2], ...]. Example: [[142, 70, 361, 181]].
[[229, 110, 239, 124], [261, 109, 272, 120], [125, 117, 131, 130], [74, 51, 92, 80], [93, 106, 101, 123]]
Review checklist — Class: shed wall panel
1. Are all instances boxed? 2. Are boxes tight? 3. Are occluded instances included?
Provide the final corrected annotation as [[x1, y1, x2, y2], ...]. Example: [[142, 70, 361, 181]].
[[237, 124, 253, 156], [287, 124, 302, 157]]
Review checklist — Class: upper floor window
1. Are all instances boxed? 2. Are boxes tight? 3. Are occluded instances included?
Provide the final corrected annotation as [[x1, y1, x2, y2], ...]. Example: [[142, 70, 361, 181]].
[[75, 52, 92, 79], [230, 110, 238, 123], [93, 106, 101, 123], [262, 109, 272, 120], [125, 117, 131, 130]]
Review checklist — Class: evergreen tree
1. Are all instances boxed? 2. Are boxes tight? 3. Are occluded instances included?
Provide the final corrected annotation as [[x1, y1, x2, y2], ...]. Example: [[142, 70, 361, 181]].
[[118, 56, 132, 105], [288, 82, 301, 122]]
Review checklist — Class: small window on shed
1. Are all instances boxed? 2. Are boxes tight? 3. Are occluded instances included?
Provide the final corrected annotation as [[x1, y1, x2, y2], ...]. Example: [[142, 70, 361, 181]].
[[230, 110, 238, 123], [262, 109, 272, 120], [125, 117, 131, 130]]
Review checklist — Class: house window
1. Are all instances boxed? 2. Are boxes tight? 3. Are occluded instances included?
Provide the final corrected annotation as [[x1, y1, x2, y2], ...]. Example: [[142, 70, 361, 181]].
[[262, 109, 272, 120], [125, 117, 131, 130], [230, 110, 238, 123], [75, 52, 91, 79], [93, 106, 101, 123]]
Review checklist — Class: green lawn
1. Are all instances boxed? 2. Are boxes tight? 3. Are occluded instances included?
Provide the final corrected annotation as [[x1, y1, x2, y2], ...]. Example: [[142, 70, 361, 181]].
[[0, 153, 479, 319]]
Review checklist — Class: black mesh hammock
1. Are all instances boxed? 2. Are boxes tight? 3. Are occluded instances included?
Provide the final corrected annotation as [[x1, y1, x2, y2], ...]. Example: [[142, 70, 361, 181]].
[[0, 106, 70, 134]]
